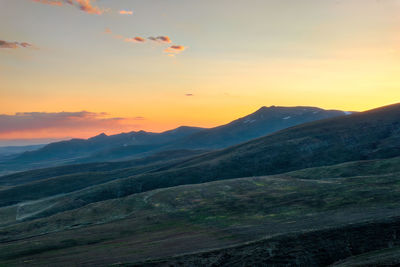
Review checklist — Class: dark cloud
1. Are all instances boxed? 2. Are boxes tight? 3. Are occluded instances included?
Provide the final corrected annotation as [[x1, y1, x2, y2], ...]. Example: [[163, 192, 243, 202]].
[[125, 37, 146, 43], [148, 36, 172, 43], [185, 94, 194, 96]]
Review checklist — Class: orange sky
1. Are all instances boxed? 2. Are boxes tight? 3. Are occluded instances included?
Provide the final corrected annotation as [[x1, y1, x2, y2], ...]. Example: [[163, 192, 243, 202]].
[[1, 0, 399, 144]]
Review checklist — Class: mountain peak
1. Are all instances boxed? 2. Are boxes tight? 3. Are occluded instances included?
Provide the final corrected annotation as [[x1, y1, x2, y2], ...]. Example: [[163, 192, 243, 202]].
[[89, 133, 108, 141]]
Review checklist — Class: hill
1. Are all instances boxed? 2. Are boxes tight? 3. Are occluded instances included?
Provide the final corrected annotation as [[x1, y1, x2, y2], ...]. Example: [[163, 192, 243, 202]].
[[0, 103, 397, 219], [1, 156, 400, 265]]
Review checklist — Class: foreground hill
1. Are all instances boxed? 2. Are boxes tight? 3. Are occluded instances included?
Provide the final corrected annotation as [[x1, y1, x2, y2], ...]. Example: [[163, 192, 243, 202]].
[[0, 106, 347, 174], [1, 156, 400, 266]]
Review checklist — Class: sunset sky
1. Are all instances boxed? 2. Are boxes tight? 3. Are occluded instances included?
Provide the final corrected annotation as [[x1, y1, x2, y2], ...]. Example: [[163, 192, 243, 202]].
[[1, 0, 399, 145]]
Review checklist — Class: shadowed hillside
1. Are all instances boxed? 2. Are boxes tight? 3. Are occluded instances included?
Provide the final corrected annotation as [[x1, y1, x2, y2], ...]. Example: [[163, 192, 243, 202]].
[[0, 103, 399, 266], [0, 104, 398, 219], [1, 156, 400, 266]]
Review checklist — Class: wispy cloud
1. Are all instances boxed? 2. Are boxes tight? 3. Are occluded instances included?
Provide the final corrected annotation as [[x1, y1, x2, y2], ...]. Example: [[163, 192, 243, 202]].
[[0, 40, 33, 49], [119, 10, 133, 15], [32, 0, 62, 6], [0, 111, 144, 139], [32, 0, 104, 15], [19, 42, 32, 48], [164, 45, 186, 55], [148, 36, 172, 43], [74, 0, 103, 14], [104, 29, 187, 56]]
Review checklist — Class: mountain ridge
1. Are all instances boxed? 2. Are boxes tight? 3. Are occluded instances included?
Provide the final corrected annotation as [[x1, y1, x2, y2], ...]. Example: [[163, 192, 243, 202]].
[[0, 105, 349, 174]]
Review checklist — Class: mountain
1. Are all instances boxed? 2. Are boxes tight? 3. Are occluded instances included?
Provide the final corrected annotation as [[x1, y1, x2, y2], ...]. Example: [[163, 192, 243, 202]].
[[0, 106, 349, 174], [16, 126, 204, 161], [168, 105, 350, 149]]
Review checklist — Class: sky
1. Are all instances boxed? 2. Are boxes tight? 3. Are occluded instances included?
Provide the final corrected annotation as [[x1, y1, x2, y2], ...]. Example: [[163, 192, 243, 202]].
[[0, 0, 399, 145]]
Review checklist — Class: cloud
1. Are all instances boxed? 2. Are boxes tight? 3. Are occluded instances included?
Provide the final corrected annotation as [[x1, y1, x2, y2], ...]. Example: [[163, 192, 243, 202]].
[[0, 111, 144, 140], [105, 29, 186, 56], [74, 0, 103, 14], [0, 40, 33, 49], [148, 36, 172, 43], [164, 45, 186, 54], [185, 93, 194, 96], [119, 10, 133, 15], [31, 0, 104, 15], [19, 42, 32, 48], [125, 37, 146, 43], [0, 41, 18, 49]]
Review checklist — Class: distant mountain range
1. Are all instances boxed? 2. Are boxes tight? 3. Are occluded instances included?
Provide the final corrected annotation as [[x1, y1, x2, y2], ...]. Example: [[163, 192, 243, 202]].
[[0, 106, 350, 174], [0, 144, 45, 160]]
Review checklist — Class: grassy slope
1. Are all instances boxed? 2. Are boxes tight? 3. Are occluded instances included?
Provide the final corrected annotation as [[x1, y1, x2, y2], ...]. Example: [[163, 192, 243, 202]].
[[1, 157, 400, 265], [0, 150, 207, 208], [0, 149, 206, 187]]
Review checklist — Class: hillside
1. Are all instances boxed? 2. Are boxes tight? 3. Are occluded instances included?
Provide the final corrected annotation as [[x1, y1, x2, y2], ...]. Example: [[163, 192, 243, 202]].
[[0, 104, 399, 266], [0, 103, 398, 219], [1, 156, 400, 265], [0, 149, 208, 207]]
